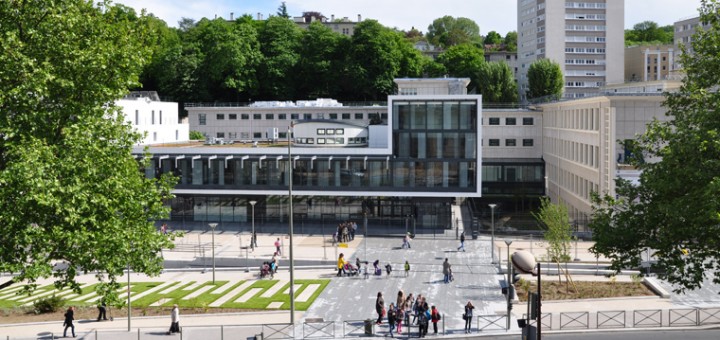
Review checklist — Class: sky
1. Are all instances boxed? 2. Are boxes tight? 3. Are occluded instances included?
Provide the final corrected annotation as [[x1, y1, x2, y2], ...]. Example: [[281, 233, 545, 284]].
[[117, 0, 703, 35]]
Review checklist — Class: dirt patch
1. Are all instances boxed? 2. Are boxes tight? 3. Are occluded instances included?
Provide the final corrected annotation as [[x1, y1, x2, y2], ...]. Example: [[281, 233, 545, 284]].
[[0, 306, 254, 324], [516, 280, 656, 301]]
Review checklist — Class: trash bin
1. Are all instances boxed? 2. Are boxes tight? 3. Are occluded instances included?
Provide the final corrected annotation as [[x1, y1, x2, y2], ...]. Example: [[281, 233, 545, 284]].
[[364, 319, 374, 335], [472, 230, 478, 240]]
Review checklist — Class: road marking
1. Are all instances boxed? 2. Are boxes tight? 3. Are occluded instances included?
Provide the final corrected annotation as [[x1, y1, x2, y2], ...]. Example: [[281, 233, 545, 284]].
[[283, 284, 302, 295], [209, 281, 254, 307], [235, 288, 262, 303], [296, 284, 320, 302], [182, 285, 214, 300], [261, 280, 287, 298], [266, 301, 284, 309], [130, 281, 177, 302], [211, 281, 236, 295]]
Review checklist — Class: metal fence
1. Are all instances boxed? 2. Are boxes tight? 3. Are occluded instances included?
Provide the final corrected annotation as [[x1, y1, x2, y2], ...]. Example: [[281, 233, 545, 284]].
[[4, 308, 720, 339]]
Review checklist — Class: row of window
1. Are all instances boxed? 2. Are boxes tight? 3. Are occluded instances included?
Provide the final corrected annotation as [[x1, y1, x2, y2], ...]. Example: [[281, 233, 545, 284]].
[[295, 137, 367, 145], [565, 70, 606, 77], [565, 47, 606, 54], [565, 81, 604, 88], [134, 110, 163, 125], [216, 132, 288, 139], [565, 2, 607, 9], [198, 112, 387, 125], [566, 36, 607, 43], [487, 139, 534, 147], [317, 128, 344, 136], [566, 25, 606, 31], [565, 13, 606, 20], [487, 117, 534, 126], [565, 59, 605, 65]]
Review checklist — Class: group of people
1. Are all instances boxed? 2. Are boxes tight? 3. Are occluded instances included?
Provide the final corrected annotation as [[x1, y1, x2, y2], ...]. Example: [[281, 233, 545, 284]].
[[260, 252, 280, 278], [333, 221, 357, 243], [374, 291, 443, 338]]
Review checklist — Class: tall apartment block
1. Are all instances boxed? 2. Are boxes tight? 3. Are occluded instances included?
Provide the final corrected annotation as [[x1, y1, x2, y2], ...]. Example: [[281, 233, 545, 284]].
[[517, 0, 625, 101]]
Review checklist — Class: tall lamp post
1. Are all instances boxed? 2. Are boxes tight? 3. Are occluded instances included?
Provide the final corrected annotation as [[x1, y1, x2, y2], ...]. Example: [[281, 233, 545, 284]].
[[489, 204, 497, 264], [249, 200, 257, 251], [505, 240, 513, 330], [209, 223, 218, 284], [288, 125, 296, 324], [127, 253, 131, 332]]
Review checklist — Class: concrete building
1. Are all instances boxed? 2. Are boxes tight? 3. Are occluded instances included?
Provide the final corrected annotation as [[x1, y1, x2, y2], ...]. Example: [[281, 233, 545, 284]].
[[673, 15, 710, 70], [117, 92, 188, 146], [293, 13, 361, 36], [517, 0, 625, 101], [625, 45, 676, 82]]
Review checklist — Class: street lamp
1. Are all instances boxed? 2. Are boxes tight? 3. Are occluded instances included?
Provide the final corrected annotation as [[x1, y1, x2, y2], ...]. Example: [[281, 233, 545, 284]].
[[489, 204, 497, 264], [209, 223, 218, 284], [249, 200, 257, 251], [287, 125, 296, 324], [505, 240, 513, 331]]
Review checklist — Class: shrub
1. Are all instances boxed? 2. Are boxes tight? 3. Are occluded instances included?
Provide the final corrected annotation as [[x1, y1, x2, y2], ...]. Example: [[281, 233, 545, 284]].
[[33, 295, 65, 314]]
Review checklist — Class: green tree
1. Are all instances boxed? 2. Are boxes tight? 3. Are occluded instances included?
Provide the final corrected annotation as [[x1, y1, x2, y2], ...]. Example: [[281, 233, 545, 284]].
[[347, 20, 404, 100], [476, 61, 518, 103], [527, 58, 563, 101], [0, 0, 177, 299], [258, 16, 302, 99], [426, 16, 481, 48], [295, 22, 349, 99], [484, 31, 503, 46], [137, 15, 181, 96], [436, 43, 485, 90], [189, 131, 206, 140], [504, 31, 518, 52], [277, 1, 290, 19], [533, 198, 573, 263], [625, 21, 673, 46], [590, 0, 720, 292]]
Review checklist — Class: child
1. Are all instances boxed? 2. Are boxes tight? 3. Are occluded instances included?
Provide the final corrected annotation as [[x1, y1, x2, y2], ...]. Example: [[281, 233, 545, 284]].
[[385, 263, 393, 276], [404, 260, 410, 277]]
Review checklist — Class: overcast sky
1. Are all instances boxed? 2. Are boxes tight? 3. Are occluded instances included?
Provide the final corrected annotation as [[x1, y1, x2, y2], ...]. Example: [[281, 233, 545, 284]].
[[117, 0, 703, 35]]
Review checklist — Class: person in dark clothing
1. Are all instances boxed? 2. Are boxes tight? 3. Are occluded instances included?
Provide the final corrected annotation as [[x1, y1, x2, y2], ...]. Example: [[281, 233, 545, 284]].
[[97, 301, 107, 321], [375, 292, 385, 324], [463, 301, 475, 333], [430, 305, 440, 334], [63, 306, 76, 338], [458, 232, 466, 252]]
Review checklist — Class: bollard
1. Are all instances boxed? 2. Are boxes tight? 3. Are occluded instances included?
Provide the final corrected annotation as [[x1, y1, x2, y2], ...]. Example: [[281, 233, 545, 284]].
[[137, 328, 140, 340], [221, 325, 224, 340]]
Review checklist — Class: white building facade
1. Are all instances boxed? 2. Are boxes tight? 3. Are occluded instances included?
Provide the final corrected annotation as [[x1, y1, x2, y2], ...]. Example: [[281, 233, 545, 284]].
[[117, 92, 188, 146]]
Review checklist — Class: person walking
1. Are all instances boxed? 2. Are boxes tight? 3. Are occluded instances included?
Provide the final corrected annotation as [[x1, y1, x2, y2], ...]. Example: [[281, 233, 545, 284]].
[[387, 303, 397, 337], [458, 231, 466, 252], [430, 305, 441, 334], [167, 304, 181, 335], [252, 231, 258, 249], [337, 253, 346, 277], [63, 306, 75, 338], [404, 260, 410, 277], [403, 293, 414, 326], [274, 238, 282, 256], [96, 301, 107, 321], [463, 301, 475, 333], [442, 258, 452, 284], [411, 294, 422, 325], [375, 292, 385, 325]]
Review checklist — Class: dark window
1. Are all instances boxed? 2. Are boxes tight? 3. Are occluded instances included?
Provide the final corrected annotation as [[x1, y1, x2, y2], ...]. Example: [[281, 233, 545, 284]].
[[217, 114, 225, 120], [489, 139, 500, 146], [265, 114, 274, 120], [253, 132, 262, 138], [381, 113, 388, 120], [489, 117, 500, 125], [303, 113, 312, 120], [199, 114, 206, 125], [229, 114, 237, 120], [291, 114, 299, 120], [506, 139, 516, 146], [253, 114, 261, 120], [506, 117, 517, 125], [523, 117, 534, 125], [278, 114, 287, 120], [523, 139, 534, 147], [355, 113, 364, 119], [241, 114, 249, 120], [329, 113, 338, 119], [342, 113, 351, 119], [216, 132, 225, 138]]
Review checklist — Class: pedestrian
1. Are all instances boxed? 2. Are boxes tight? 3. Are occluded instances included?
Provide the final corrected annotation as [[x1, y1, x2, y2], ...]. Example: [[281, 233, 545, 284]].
[[375, 292, 385, 325], [402, 233, 412, 249], [430, 305, 441, 334], [442, 258, 452, 283], [396, 305, 404, 334], [63, 306, 75, 338], [404, 260, 410, 277], [396, 290, 405, 315], [274, 237, 281, 256], [252, 230, 258, 249], [411, 294, 422, 324], [458, 231, 465, 252], [463, 301, 475, 334], [403, 293, 414, 325], [160, 223, 167, 234], [96, 300, 108, 321], [167, 304, 181, 335], [387, 303, 397, 337], [337, 253, 346, 277]]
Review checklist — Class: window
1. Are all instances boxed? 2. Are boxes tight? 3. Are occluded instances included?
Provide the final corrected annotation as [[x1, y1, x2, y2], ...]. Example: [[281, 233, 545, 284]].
[[506, 118, 517, 125], [381, 113, 388, 120], [217, 132, 225, 138], [160, 111, 163, 124], [329, 113, 338, 119], [291, 114, 299, 120], [253, 114, 261, 120], [317, 129, 326, 135], [307, 138, 315, 144], [135, 110, 139, 125], [523, 117, 534, 125], [217, 114, 225, 120], [523, 139, 534, 147], [303, 113, 312, 120], [151, 110, 155, 124], [199, 113, 206, 125], [241, 114, 249, 120], [253, 132, 262, 138], [355, 113, 364, 119], [489, 117, 500, 125], [342, 113, 351, 120], [229, 132, 237, 139], [489, 139, 500, 146], [229, 114, 237, 120], [326, 129, 335, 135], [506, 139, 516, 146], [153, 132, 157, 141], [336, 138, 344, 144], [265, 114, 274, 120], [278, 114, 287, 120], [317, 138, 326, 144], [335, 129, 344, 135]]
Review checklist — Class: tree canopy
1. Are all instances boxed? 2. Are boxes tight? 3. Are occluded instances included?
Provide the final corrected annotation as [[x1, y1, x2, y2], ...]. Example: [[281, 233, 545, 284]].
[[0, 0, 177, 299], [526, 58, 564, 101], [435, 43, 485, 91], [590, 0, 720, 292], [426, 16, 481, 48], [625, 21, 673, 46], [476, 62, 518, 103], [484, 31, 503, 46]]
